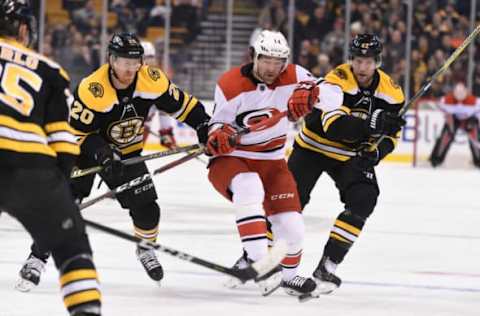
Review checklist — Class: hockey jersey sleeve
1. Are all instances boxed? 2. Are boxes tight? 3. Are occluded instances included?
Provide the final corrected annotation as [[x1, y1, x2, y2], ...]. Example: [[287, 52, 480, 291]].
[[312, 81, 367, 142], [148, 67, 210, 132], [70, 84, 106, 159], [43, 67, 80, 176]]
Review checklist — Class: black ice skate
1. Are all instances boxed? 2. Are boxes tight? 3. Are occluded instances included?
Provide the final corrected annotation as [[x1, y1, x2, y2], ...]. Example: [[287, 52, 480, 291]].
[[136, 246, 164, 284], [15, 253, 47, 292], [281, 276, 318, 302], [312, 255, 342, 294], [224, 252, 282, 296], [71, 303, 101, 316], [224, 251, 250, 289]]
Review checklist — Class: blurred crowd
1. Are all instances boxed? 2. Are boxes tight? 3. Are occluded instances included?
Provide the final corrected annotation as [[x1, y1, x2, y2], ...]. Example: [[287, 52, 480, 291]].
[[42, 0, 203, 87], [255, 0, 479, 99], [38, 0, 480, 98]]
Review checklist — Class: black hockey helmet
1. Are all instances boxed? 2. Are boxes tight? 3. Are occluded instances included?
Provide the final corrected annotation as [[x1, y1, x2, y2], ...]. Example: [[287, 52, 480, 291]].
[[108, 32, 144, 59], [349, 33, 383, 66], [0, 0, 37, 46]]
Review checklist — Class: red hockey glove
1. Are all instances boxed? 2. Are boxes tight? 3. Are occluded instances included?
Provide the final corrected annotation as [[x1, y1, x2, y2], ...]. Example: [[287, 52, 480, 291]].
[[287, 80, 319, 122], [159, 127, 177, 149], [207, 124, 239, 156]]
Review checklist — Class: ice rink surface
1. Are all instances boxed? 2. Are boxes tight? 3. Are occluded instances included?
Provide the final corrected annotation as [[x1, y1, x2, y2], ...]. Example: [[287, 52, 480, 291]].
[[1, 155, 479, 316]]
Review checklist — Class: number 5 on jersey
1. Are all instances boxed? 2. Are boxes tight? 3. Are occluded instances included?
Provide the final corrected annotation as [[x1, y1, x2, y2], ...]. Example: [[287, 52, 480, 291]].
[[0, 63, 42, 116]]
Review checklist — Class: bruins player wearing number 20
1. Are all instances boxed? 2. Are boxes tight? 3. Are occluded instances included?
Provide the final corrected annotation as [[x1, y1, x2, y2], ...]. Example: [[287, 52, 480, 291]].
[[16, 32, 210, 290], [0, 0, 102, 315], [287, 34, 406, 294]]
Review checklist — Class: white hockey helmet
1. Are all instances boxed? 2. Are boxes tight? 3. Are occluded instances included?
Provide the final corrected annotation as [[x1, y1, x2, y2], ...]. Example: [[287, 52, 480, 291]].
[[252, 30, 290, 70], [141, 41, 156, 58]]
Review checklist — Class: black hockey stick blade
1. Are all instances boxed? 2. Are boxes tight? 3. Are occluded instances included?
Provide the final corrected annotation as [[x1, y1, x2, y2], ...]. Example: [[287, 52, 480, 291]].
[[83, 218, 288, 281]]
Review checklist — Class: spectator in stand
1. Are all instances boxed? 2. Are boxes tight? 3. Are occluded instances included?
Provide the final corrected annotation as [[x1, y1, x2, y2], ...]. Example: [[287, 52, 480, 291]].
[[258, 0, 286, 33], [71, 0, 99, 34]]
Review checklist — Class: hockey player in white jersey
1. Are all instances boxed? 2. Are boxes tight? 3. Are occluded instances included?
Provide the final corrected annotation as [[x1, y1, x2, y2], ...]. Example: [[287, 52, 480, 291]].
[[206, 30, 319, 298]]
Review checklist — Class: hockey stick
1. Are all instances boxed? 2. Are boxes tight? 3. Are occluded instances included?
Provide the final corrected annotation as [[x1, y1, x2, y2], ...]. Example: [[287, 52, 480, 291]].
[[71, 144, 201, 178], [78, 148, 204, 211], [144, 129, 208, 165], [83, 217, 287, 281], [373, 24, 480, 147]]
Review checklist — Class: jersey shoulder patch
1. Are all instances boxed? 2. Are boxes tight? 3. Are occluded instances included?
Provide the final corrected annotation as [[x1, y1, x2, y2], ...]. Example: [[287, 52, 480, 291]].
[[134, 65, 170, 99], [77, 64, 117, 112], [376, 70, 404, 105], [325, 64, 358, 94]]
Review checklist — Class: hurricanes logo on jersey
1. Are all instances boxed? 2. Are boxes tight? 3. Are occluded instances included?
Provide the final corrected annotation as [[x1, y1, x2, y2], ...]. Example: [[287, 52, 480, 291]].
[[88, 82, 104, 98], [147, 67, 161, 81], [235, 108, 281, 129], [108, 117, 143, 145]]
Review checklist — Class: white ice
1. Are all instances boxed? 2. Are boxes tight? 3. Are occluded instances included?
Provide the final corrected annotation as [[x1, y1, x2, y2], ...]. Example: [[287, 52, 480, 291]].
[[1, 156, 479, 316]]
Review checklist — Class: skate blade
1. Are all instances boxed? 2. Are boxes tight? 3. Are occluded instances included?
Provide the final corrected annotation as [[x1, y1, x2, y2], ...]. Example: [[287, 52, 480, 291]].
[[15, 278, 36, 292], [223, 276, 246, 289], [257, 271, 282, 296], [314, 279, 338, 294], [298, 292, 320, 302]]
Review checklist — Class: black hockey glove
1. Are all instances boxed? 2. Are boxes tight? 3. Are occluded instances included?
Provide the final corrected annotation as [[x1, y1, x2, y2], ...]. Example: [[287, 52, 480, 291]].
[[195, 120, 210, 145], [94, 144, 123, 180], [366, 109, 406, 136], [352, 146, 380, 170]]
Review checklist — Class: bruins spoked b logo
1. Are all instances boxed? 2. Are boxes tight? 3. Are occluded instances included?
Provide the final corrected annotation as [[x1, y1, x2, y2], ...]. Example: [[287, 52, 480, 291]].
[[147, 67, 161, 81], [108, 117, 143, 145], [88, 82, 104, 98]]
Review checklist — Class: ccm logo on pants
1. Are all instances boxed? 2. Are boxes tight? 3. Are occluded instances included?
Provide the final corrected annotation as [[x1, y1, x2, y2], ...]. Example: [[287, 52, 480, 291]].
[[270, 193, 295, 200]]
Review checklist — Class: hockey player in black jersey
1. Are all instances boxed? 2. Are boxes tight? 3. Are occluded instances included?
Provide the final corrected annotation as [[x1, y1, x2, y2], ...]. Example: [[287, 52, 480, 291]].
[[0, 0, 101, 315], [288, 34, 406, 294], [16, 32, 210, 290]]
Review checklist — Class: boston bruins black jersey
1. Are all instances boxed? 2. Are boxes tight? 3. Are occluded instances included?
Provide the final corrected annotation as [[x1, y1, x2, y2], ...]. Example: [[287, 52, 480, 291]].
[[295, 63, 404, 161], [71, 64, 209, 158], [0, 37, 79, 169]]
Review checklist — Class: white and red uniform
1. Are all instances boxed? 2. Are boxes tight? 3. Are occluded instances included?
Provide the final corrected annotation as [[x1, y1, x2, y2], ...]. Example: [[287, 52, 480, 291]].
[[430, 93, 480, 167], [208, 63, 315, 281]]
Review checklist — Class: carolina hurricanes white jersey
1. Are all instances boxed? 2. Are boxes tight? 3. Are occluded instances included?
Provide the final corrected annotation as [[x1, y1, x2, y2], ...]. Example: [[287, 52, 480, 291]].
[[211, 63, 315, 160], [438, 93, 480, 120]]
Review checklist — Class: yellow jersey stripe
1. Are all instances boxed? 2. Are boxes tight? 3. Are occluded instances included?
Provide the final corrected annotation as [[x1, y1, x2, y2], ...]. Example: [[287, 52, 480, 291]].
[[330, 232, 351, 243], [120, 142, 144, 155], [60, 269, 98, 286], [335, 220, 361, 236], [134, 226, 159, 234], [295, 135, 350, 161], [45, 121, 76, 134], [0, 138, 56, 156], [64, 290, 101, 308], [49, 142, 80, 155], [0, 115, 46, 136], [177, 97, 198, 122]]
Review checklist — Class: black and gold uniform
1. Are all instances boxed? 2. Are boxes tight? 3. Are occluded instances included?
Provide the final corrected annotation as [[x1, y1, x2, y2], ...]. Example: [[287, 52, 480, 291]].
[[288, 34, 405, 292], [70, 63, 209, 244], [0, 1, 101, 314]]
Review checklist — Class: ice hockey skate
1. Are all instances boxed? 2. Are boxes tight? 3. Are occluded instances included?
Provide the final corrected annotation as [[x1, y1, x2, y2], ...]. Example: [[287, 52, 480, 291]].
[[281, 275, 318, 302], [15, 253, 47, 292], [224, 252, 282, 296], [136, 246, 164, 284], [312, 255, 342, 294]]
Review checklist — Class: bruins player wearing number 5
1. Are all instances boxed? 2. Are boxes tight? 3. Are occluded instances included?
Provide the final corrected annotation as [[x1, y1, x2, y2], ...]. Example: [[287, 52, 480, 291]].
[[0, 0, 101, 315], [288, 34, 406, 294], [16, 32, 210, 290]]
